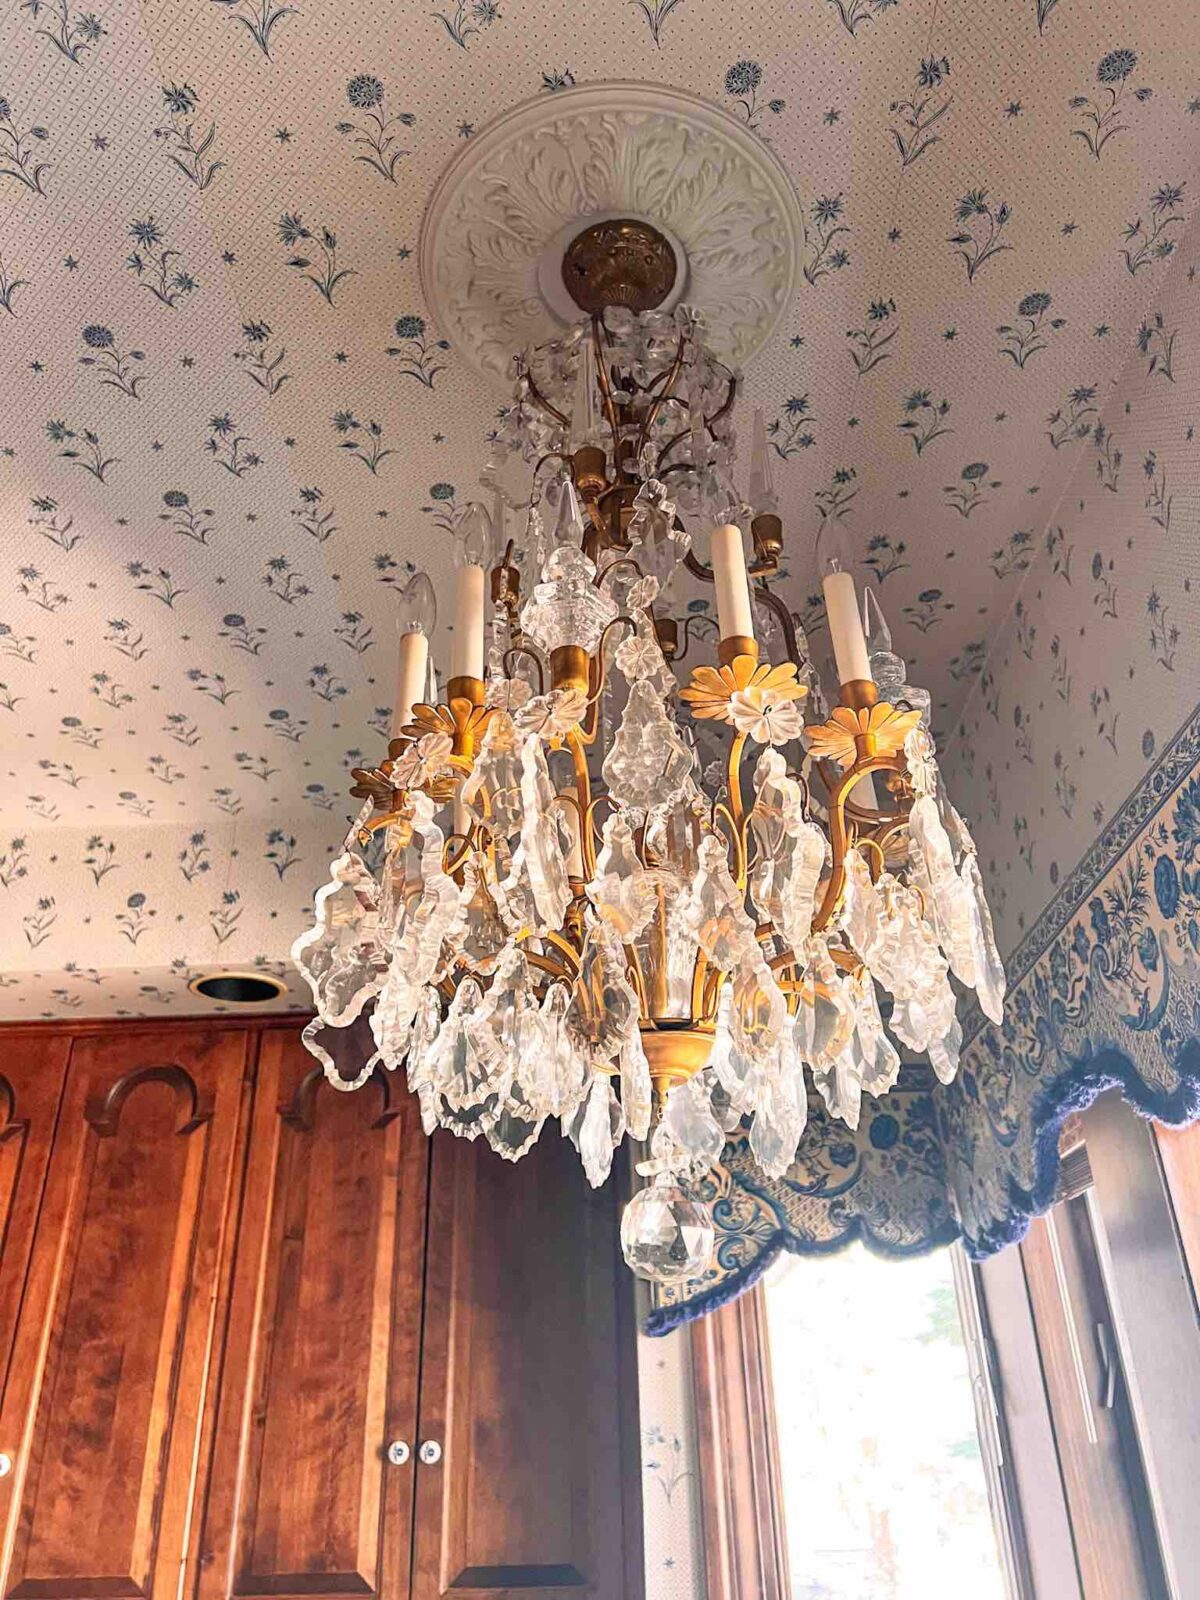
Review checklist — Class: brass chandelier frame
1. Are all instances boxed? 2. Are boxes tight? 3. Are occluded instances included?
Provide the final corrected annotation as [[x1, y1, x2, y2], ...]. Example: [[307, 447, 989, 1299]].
[[348, 294, 921, 1098]]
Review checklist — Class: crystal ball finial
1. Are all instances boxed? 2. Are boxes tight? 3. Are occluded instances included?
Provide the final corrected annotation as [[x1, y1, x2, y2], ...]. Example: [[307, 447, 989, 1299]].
[[620, 1179, 715, 1283]]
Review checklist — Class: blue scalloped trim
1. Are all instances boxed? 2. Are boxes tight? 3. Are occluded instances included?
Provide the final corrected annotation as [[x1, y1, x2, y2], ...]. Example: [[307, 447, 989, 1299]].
[[643, 1211, 961, 1336], [961, 1035, 1200, 1259], [645, 1036, 1200, 1334]]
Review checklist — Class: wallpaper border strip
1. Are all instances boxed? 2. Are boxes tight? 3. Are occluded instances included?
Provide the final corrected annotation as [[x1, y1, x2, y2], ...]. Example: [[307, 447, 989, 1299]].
[[964, 699, 1200, 1046]]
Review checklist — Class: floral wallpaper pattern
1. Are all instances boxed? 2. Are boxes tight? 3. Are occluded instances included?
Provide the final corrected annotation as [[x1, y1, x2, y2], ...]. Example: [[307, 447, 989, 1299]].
[[1, 0, 1198, 1021]]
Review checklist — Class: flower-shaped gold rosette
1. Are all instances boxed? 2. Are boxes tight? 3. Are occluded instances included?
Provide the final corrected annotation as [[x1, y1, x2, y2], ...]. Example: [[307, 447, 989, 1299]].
[[679, 656, 806, 723], [805, 701, 922, 767], [402, 696, 493, 764]]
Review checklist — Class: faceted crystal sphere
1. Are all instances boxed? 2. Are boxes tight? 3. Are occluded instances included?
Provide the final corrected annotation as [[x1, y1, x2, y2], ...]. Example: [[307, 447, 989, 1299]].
[[620, 1181, 715, 1284]]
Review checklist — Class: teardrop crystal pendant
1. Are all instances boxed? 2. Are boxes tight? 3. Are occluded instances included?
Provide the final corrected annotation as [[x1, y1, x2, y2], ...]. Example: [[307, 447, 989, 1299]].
[[620, 1176, 715, 1283]]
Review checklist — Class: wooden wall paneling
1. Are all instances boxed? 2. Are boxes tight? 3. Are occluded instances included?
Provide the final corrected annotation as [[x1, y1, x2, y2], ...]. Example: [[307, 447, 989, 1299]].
[[0, 1036, 72, 1533], [193, 1025, 430, 1600], [0, 1026, 252, 1600], [411, 1128, 642, 1600], [689, 1285, 789, 1600]]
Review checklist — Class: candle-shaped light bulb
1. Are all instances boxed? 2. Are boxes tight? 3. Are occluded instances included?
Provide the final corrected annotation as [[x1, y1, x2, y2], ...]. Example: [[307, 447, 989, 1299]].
[[396, 570, 436, 637], [710, 518, 755, 643], [391, 572, 436, 736], [748, 408, 777, 517], [451, 505, 489, 682], [454, 501, 493, 569]]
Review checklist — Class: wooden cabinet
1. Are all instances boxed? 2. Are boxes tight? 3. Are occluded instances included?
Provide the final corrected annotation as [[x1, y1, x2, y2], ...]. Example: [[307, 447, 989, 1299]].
[[0, 1022, 642, 1600], [195, 1030, 429, 1600], [412, 1129, 642, 1600], [0, 1027, 251, 1600]]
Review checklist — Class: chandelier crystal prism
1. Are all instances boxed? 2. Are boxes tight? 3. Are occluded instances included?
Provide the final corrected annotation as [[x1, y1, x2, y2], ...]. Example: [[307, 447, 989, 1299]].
[[292, 219, 1005, 1285]]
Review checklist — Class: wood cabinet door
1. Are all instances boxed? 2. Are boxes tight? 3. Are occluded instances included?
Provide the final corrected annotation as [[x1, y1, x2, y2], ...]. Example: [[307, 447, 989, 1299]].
[[0, 1027, 251, 1600], [193, 1028, 429, 1600], [411, 1129, 642, 1600], [0, 1034, 71, 1523]]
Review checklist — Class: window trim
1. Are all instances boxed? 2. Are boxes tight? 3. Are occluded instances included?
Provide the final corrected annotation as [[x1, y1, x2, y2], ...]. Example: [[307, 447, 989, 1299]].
[[689, 1283, 789, 1600]]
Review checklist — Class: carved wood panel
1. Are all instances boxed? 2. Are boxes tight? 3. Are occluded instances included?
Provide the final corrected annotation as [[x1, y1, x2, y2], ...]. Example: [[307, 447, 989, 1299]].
[[410, 1129, 642, 1600], [0, 1029, 250, 1600], [0, 1036, 71, 1544], [194, 1025, 429, 1600]]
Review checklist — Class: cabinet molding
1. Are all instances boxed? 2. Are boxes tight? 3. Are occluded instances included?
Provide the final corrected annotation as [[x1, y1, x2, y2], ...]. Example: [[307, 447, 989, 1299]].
[[194, 1027, 429, 1600], [0, 1029, 250, 1600]]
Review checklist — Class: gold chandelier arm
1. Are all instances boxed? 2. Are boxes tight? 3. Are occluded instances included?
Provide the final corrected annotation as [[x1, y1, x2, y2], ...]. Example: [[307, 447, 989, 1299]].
[[753, 582, 807, 672], [810, 754, 907, 933], [564, 727, 597, 881], [502, 644, 546, 695], [726, 730, 749, 835], [634, 334, 686, 463], [524, 373, 570, 429], [711, 800, 747, 890], [584, 616, 637, 711], [591, 313, 623, 449], [675, 612, 719, 663], [684, 549, 715, 583]]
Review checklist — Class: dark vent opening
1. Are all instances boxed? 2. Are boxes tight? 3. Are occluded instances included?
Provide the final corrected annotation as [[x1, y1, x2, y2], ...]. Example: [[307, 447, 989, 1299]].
[[190, 972, 286, 1004]]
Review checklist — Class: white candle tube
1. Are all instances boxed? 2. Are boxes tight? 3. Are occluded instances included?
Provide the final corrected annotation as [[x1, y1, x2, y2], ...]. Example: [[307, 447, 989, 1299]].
[[823, 568, 871, 685], [390, 631, 429, 737], [711, 523, 754, 641], [558, 791, 585, 878], [453, 791, 470, 839], [449, 563, 486, 681]]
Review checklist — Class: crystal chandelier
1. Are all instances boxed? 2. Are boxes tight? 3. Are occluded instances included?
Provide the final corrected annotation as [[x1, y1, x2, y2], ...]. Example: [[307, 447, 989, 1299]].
[[292, 219, 1006, 1285]]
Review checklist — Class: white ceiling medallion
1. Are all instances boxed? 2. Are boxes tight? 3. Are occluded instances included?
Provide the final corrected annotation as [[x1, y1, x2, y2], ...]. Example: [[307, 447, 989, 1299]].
[[419, 81, 803, 387]]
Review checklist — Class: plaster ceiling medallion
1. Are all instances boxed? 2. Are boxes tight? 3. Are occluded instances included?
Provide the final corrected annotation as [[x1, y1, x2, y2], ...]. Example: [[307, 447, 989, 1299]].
[[419, 82, 803, 386]]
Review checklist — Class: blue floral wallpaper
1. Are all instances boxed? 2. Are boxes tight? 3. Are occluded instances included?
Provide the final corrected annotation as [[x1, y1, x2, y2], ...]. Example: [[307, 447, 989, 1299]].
[[1, 0, 1198, 1020]]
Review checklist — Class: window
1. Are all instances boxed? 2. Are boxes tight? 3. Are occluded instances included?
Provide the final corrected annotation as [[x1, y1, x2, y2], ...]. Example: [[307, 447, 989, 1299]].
[[689, 1096, 1200, 1600], [762, 1243, 1010, 1600]]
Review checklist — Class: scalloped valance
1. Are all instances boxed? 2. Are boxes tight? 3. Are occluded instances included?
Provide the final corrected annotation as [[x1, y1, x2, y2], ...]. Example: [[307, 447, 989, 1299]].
[[650, 704, 1200, 1334]]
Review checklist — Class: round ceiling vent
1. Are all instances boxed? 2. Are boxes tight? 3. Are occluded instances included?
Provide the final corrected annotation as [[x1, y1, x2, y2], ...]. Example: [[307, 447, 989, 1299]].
[[188, 971, 288, 1004], [419, 80, 803, 387]]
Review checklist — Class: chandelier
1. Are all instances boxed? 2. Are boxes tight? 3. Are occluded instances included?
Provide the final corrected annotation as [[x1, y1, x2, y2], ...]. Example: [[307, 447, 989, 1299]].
[[292, 219, 1006, 1286]]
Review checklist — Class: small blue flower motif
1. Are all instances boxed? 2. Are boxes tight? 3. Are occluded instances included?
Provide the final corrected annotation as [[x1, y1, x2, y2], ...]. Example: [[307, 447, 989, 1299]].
[[347, 74, 385, 109], [1097, 48, 1136, 84], [1154, 853, 1180, 920], [394, 313, 425, 339], [1018, 291, 1052, 318], [1137, 926, 1159, 971], [828, 1141, 857, 1168], [127, 891, 146, 908], [429, 481, 455, 501], [868, 1113, 900, 1151], [1089, 896, 1112, 945], [1142, 728, 1156, 759], [961, 461, 989, 481], [268, 707, 290, 721], [223, 613, 246, 628], [1050, 940, 1069, 998], [724, 60, 762, 98], [81, 324, 114, 349], [163, 489, 189, 508], [1173, 776, 1200, 863]]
